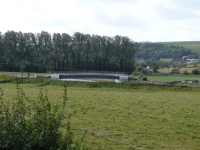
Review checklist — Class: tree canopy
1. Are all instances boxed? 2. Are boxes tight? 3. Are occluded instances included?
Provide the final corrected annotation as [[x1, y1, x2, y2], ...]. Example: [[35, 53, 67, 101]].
[[0, 31, 198, 73], [0, 31, 136, 72]]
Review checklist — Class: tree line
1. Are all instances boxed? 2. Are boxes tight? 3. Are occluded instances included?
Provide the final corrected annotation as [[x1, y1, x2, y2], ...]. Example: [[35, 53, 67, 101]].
[[0, 31, 136, 73], [136, 42, 198, 61]]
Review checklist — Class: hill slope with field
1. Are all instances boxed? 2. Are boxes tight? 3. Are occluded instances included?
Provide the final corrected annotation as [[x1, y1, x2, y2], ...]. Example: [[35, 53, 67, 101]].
[[160, 41, 200, 56], [135, 42, 198, 61]]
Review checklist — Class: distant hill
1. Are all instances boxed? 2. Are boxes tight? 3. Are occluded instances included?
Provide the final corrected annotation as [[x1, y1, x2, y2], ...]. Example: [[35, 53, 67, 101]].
[[159, 41, 200, 56], [135, 42, 198, 61]]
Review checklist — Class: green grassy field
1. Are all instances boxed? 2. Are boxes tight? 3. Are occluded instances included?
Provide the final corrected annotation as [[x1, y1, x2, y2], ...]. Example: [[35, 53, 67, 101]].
[[186, 64, 200, 68], [147, 75, 200, 82], [132, 73, 200, 82], [0, 71, 45, 77], [1, 83, 200, 149], [159, 58, 172, 62], [160, 41, 200, 55]]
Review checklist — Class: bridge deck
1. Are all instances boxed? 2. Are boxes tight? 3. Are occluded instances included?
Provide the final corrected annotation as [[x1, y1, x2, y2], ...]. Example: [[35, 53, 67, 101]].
[[46, 71, 136, 81], [59, 75, 119, 79], [47, 71, 128, 76]]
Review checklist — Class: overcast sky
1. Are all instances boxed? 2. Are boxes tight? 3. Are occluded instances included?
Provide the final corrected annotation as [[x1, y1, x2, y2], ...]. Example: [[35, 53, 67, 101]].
[[0, 0, 200, 42]]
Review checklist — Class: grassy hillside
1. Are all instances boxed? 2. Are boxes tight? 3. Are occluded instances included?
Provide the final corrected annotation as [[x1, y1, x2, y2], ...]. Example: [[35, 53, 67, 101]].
[[160, 41, 200, 55]]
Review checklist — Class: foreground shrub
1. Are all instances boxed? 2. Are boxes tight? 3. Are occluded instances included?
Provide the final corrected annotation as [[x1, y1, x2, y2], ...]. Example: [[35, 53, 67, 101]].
[[0, 78, 86, 150]]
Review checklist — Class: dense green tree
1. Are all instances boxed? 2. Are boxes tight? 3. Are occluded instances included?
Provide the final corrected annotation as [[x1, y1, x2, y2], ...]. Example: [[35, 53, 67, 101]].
[[182, 70, 189, 75], [61, 33, 72, 70], [3, 31, 18, 71], [0, 31, 137, 72], [191, 69, 200, 75], [0, 32, 4, 69], [52, 33, 62, 70], [158, 61, 169, 70], [152, 63, 159, 73]]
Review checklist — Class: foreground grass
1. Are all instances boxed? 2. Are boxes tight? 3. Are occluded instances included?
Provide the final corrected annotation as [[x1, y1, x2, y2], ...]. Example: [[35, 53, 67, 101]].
[[1, 83, 200, 149]]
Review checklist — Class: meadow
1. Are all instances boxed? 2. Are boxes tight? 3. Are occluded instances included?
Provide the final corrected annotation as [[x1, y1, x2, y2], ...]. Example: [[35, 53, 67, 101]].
[[1, 81, 200, 149], [131, 73, 200, 83], [146, 75, 200, 82]]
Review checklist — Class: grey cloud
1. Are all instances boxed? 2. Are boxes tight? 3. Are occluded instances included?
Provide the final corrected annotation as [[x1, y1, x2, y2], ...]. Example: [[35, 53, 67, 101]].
[[96, 0, 139, 3], [153, 0, 200, 20], [93, 8, 144, 28], [26, 17, 91, 35], [74, 0, 139, 6], [27, 19, 71, 31], [154, 4, 197, 20], [167, 0, 200, 10]]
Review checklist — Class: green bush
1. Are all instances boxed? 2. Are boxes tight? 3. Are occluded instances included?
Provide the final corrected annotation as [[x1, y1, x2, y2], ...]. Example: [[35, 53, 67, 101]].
[[0, 78, 87, 150], [182, 70, 189, 75], [191, 69, 200, 75], [0, 74, 15, 83], [170, 68, 180, 74]]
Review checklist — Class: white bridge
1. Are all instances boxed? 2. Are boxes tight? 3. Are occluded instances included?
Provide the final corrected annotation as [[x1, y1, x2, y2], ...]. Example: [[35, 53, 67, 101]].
[[46, 71, 132, 82]]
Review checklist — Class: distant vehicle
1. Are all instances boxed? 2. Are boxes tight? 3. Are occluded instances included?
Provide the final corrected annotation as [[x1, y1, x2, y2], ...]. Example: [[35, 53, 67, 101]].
[[183, 80, 199, 83]]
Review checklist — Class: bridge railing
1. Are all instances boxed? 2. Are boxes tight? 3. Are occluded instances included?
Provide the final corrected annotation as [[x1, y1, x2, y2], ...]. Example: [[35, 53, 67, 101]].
[[46, 71, 128, 76]]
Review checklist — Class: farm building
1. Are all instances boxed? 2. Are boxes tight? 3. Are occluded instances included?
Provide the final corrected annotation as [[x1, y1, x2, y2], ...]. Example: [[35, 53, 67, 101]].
[[186, 59, 199, 64], [182, 56, 199, 64], [183, 80, 199, 83]]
